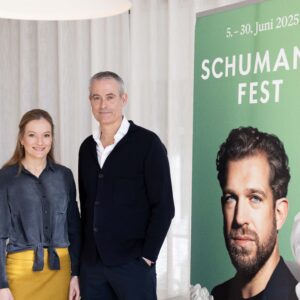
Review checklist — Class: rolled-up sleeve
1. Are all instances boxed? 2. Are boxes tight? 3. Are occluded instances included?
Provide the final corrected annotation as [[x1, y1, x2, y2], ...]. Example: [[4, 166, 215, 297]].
[[66, 170, 81, 276], [0, 175, 10, 288]]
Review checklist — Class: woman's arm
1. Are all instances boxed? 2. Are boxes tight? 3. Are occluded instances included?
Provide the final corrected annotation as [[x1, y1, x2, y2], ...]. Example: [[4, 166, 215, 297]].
[[0, 177, 10, 290]]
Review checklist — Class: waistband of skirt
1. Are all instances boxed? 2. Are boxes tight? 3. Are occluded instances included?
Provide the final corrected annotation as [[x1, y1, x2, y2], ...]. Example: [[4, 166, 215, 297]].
[[7, 247, 69, 261]]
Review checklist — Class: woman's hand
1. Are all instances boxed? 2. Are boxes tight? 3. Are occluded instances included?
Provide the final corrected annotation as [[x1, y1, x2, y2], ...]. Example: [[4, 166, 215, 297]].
[[69, 276, 80, 300], [0, 288, 14, 300]]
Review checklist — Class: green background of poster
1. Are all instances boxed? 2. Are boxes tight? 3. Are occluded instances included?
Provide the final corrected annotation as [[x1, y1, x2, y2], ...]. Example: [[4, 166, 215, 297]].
[[191, 0, 300, 291]]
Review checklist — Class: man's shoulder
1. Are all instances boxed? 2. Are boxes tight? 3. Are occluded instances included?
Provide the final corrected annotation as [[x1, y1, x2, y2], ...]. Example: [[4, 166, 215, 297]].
[[211, 277, 236, 300], [79, 135, 94, 152], [128, 121, 166, 154], [128, 121, 159, 141], [211, 259, 298, 300], [80, 134, 94, 146], [276, 258, 298, 284], [267, 258, 298, 299]]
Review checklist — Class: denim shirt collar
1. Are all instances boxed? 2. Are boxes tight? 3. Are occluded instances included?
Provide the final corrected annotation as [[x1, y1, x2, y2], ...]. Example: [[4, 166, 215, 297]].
[[20, 159, 57, 175]]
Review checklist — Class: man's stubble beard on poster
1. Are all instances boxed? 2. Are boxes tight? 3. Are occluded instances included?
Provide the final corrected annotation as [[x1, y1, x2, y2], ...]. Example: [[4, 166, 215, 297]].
[[224, 214, 277, 279]]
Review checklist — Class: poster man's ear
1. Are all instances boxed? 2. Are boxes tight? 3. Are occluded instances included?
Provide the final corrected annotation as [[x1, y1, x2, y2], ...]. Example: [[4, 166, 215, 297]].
[[275, 198, 288, 230]]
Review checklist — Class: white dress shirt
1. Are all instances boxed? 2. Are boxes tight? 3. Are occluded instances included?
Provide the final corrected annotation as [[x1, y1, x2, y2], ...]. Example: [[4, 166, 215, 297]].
[[92, 116, 130, 168]]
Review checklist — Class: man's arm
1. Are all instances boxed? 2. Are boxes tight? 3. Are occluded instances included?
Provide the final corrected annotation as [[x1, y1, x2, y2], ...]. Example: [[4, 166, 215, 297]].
[[78, 146, 87, 225], [66, 169, 81, 276], [142, 135, 175, 262]]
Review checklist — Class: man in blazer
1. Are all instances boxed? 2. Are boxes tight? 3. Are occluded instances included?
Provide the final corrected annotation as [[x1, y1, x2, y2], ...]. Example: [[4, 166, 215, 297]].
[[78, 71, 175, 300], [212, 127, 298, 300]]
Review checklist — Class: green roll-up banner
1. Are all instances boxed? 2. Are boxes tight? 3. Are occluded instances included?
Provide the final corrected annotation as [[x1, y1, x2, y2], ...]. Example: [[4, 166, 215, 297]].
[[192, 0, 300, 291]]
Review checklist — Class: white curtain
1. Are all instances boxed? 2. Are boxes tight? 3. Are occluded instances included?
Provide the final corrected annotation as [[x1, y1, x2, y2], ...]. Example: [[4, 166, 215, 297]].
[[0, 0, 248, 299]]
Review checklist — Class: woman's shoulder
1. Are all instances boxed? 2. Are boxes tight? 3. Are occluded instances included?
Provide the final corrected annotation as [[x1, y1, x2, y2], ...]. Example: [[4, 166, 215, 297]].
[[49, 161, 74, 178], [0, 164, 19, 187], [0, 164, 19, 176]]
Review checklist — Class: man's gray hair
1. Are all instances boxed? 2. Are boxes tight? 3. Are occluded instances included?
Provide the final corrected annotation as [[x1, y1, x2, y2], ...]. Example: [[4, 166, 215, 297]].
[[89, 71, 125, 95]]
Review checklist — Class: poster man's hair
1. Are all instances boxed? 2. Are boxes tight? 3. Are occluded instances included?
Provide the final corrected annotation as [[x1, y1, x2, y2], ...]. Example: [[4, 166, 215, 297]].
[[216, 127, 290, 200]]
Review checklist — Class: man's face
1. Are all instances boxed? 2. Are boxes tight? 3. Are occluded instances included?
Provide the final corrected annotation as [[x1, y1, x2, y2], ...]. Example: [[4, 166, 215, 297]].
[[222, 154, 278, 277], [89, 78, 127, 127]]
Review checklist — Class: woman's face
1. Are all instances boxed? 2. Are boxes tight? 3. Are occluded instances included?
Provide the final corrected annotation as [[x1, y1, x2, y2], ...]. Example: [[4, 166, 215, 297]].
[[20, 118, 52, 161]]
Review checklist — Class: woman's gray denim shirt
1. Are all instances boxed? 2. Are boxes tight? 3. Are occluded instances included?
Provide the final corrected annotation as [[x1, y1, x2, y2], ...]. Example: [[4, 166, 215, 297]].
[[0, 161, 81, 288]]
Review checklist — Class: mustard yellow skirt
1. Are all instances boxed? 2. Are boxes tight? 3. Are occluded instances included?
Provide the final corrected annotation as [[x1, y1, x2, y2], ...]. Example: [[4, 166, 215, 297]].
[[7, 248, 71, 300]]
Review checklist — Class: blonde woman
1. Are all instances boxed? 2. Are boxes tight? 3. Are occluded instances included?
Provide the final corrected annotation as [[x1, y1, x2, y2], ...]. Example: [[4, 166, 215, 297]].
[[0, 109, 81, 300]]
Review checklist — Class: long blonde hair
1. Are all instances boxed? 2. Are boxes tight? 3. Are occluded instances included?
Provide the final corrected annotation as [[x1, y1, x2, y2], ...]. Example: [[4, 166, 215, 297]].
[[3, 109, 55, 169]]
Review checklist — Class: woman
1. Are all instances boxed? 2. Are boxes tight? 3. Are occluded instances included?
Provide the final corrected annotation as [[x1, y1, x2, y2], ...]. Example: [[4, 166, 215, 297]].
[[0, 109, 81, 300]]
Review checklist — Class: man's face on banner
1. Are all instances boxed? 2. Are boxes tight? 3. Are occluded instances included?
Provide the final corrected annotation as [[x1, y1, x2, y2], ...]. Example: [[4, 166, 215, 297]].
[[222, 154, 277, 276]]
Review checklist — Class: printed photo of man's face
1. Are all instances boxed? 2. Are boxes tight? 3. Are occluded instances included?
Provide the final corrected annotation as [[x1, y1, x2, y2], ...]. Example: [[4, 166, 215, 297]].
[[222, 154, 278, 277]]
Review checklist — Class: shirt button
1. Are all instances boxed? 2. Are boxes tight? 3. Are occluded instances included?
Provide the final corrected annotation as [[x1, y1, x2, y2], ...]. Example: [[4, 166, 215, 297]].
[[93, 227, 98, 232], [44, 210, 48, 214], [98, 173, 104, 179]]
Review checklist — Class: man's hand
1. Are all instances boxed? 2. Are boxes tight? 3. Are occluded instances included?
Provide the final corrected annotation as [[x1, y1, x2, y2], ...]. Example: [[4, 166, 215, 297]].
[[69, 276, 80, 300], [0, 288, 14, 300], [142, 257, 153, 267]]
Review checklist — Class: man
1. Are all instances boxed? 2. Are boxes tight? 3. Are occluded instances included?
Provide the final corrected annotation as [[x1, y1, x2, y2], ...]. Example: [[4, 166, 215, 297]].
[[78, 71, 175, 300], [212, 127, 298, 300]]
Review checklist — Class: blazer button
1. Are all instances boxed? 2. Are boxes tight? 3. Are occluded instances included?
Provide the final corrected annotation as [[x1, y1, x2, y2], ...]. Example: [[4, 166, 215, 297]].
[[93, 227, 99, 232], [95, 201, 100, 206], [98, 173, 104, 179]]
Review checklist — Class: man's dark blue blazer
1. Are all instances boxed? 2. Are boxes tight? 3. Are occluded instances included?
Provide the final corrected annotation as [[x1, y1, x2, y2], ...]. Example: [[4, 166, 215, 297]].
[[78, 121, 175, 266]]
